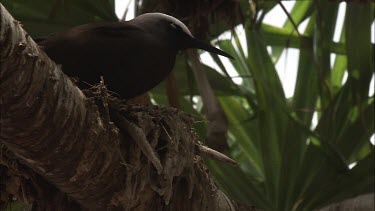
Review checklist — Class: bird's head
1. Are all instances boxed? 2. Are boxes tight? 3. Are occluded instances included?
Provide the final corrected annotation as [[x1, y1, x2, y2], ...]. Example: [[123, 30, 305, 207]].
[[131, 13, 234, 59]]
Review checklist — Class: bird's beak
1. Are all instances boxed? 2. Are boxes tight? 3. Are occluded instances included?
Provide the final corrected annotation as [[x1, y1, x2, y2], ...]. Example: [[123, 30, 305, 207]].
[[191, 39, 234, 60]]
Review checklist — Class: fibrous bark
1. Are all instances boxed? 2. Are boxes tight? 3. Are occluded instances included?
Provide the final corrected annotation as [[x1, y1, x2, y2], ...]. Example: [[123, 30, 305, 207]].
[[0, 2, 126, 209], [0, 3, 237, 211], [317, 193, 374, 211]]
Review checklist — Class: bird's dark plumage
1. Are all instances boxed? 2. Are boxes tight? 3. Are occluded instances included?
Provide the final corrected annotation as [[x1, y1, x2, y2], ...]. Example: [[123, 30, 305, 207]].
[[38, 13, 233, 99]]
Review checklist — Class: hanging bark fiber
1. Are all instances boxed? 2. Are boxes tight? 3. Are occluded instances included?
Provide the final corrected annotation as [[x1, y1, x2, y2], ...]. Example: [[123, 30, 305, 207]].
[[0, 3, 237, 211]]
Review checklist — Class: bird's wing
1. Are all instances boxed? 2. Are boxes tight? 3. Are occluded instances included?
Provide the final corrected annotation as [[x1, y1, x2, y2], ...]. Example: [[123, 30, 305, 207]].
[[37, 22, 142, 47], [88, 22, 144, 38]]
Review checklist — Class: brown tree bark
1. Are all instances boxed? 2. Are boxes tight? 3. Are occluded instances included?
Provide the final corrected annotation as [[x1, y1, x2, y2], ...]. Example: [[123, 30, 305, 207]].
[[317, 193, 374, 211], [0, 3, 237, 210]]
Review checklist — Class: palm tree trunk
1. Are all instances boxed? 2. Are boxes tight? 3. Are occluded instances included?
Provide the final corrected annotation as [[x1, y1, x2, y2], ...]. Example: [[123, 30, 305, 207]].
[[317, 193, 374, 211]]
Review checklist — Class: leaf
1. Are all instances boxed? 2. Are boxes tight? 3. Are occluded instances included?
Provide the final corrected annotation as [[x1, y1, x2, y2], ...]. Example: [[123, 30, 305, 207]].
[[338, 100, 374, 161], [207, 161, 270, 209], [345, 3, 374, 99], [271, 1, 314, 62], [292, 16, 318, 125], [245, 29, 288, 209], [1, 0, 118, 37], [261, 23, 349, 55], [314, 1, 339, 108], [305, 150, 374, 209], [151, 54, 239, 96]]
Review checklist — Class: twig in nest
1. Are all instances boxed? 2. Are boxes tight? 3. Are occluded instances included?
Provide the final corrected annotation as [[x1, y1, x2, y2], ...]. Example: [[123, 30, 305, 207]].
[[99, 76, 111, 129], [111, 110, 163, 174], [196, 144, 238, 166]]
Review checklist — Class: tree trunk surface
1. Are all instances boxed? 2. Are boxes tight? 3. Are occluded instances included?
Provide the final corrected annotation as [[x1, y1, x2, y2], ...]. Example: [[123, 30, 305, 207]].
[[0, 4, 237, 211], [317, 193, 374, 211]]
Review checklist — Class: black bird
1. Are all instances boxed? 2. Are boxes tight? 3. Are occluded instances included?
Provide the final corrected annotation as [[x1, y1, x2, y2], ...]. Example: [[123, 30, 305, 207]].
[[38, 13, 234, 99]]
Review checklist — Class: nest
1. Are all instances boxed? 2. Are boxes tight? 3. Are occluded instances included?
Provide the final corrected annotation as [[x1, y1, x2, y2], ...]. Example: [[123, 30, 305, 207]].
[[0, 84, 232, 210]]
